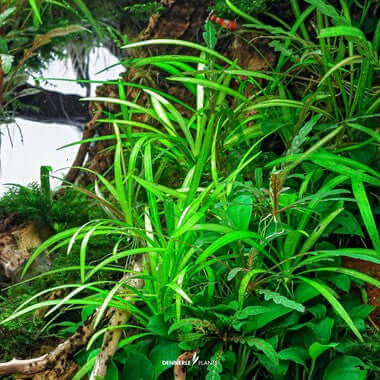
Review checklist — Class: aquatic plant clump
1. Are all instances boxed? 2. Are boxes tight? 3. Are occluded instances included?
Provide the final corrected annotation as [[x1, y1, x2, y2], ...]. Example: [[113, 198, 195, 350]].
[[0, 0, 379, 379]]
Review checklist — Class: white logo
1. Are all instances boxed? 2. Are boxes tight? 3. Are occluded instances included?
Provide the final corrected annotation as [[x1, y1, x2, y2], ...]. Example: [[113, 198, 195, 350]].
[[192, 352, 200, 366], [162, 352, 218, 367]]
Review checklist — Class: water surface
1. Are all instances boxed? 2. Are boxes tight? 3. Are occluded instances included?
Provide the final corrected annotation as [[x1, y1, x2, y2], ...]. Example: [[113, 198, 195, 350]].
[[0, 47, 124, 195]]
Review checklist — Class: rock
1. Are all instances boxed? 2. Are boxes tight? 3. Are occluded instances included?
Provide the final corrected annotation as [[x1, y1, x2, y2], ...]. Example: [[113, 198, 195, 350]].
[[0, 221, 52, 284]]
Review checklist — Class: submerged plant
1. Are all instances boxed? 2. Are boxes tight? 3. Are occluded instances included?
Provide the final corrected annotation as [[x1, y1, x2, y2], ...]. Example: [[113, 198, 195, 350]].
[[0, 1, 379, 379]]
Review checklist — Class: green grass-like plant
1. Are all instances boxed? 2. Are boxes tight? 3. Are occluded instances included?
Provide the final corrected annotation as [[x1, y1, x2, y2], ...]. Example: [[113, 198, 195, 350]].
[[1, 1, 379, 379]]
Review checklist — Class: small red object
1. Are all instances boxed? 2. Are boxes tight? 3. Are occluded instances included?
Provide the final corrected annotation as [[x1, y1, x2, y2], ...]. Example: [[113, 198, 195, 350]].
[[208, 10, 239, 31]]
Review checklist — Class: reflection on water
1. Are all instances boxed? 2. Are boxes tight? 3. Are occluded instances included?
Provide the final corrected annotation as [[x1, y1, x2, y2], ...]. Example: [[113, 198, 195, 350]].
[[0, 121, 82, 195], [0, 47, 124, 196], [33, 47, 124, 97]]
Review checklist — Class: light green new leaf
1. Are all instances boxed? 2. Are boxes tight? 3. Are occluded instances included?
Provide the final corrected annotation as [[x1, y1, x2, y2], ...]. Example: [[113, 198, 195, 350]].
[[308, 342, 338, 361], [319, 26, 367, 41], [29, 0, 42, 25], [167, 283, 193, 304]]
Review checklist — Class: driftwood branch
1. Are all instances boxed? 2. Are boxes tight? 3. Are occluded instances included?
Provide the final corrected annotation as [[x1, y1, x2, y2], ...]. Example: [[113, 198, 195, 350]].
[[89, 255, 144, 380], [63, 102, 102, 184], [173, 350, 200, 380], [90, 209, 150, 379], [0, 314, 95, 376], [0, 254, 144, 378]]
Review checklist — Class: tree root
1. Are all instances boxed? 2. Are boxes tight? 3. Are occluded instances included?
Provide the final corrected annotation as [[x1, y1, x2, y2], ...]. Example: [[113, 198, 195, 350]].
[[0, 314, 95, 376]]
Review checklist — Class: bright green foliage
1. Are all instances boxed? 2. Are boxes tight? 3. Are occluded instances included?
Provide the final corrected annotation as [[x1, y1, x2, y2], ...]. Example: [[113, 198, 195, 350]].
[[1, 0, 379, 379]]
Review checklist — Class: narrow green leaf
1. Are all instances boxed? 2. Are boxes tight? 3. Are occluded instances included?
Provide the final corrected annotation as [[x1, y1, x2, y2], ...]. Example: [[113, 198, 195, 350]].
[[296, 276, 363, 341], [29, 0, 42, 25], [196, 231, 265, 265], [352, 179, 380, 253]]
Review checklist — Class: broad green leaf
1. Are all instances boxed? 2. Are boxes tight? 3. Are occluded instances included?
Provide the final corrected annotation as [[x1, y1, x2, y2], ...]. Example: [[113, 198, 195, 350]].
[[196, 230, 265, 265], [105, 360, 119, 380], [0, 38, 8, 54], [120, 351, 154, 380], [226, 194, 253, 230], [278, 347, 308, 365], [333, 211, 364, 237], [147, 315, 169, 337], [309, 304, 327, 319], [236, 306, 270, 320], [150, 341, 181, 378], [244, 337, 279, 367], [349, 304, 375, 320], [312, 318, 334, 344], [0, 54, 14, 74], [323, 356, 367, 380], [308, 342, 338, 361]]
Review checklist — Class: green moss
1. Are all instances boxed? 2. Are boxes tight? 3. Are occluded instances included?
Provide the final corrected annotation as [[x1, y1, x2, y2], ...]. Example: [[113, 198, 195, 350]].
[[0, 232, 118, 360], [0, 184, 104, 231], [0, 290, 44, 361]]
